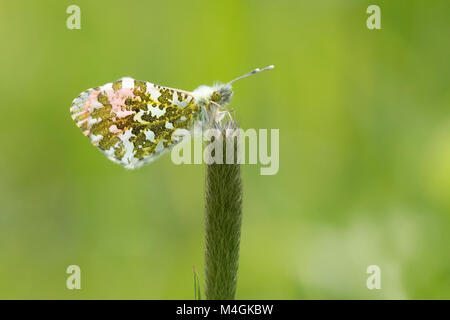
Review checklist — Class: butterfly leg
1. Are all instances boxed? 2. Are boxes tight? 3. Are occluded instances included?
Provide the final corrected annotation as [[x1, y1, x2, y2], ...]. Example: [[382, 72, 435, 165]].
[[217, 109, 235, 123]]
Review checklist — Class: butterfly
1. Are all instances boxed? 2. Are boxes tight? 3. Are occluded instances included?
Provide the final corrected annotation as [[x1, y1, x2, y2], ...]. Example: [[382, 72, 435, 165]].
[[70, 65, 274, 169]]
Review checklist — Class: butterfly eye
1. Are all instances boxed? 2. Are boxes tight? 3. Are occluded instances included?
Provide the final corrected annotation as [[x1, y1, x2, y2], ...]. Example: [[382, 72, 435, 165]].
[[211, 91, 222, 102]]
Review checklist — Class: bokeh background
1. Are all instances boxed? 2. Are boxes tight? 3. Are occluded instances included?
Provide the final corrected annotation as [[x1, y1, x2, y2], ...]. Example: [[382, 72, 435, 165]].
[[0, 0, 449, 299]]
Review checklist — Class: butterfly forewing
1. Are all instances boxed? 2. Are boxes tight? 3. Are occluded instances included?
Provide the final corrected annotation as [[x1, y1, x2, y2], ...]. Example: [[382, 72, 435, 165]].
[[70, 77, 199, 169]]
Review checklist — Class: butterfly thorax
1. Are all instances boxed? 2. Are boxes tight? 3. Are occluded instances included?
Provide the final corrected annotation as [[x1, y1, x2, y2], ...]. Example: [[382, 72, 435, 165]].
[[192, 83, 233, 129], [192, 83, 233, 109]]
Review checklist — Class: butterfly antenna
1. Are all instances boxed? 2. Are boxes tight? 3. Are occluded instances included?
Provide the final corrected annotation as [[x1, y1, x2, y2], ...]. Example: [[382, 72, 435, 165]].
[[227, 65, 275, 85]]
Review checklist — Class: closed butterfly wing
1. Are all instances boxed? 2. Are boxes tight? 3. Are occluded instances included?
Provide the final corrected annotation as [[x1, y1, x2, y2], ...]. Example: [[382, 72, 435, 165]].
[[70, 77, 199, 169]]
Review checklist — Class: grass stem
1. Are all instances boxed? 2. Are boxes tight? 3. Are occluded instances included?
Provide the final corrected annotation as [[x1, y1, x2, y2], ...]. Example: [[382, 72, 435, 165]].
[[204, 125, 243, 300]]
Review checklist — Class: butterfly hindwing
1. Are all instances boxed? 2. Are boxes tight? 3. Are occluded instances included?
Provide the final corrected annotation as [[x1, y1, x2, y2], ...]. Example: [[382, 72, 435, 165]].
[[70, 77, 199, 169]]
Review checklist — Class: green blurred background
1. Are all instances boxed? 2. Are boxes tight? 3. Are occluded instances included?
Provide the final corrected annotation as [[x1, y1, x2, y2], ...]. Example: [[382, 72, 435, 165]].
[[0, 0, 449, 299]]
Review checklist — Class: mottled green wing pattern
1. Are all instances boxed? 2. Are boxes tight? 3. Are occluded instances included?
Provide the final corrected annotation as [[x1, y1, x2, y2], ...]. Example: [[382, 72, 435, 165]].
[[70, 77, 199, 169]]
